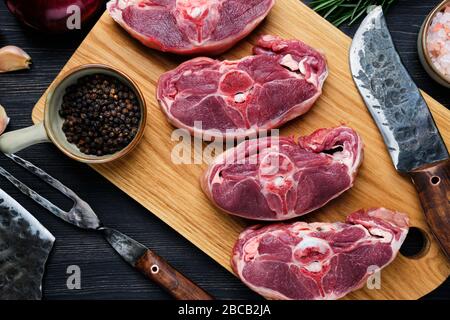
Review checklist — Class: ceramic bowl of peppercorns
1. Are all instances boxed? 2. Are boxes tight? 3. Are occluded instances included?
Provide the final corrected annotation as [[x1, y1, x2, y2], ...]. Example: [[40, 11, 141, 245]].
[[44, 64, 147, 163]]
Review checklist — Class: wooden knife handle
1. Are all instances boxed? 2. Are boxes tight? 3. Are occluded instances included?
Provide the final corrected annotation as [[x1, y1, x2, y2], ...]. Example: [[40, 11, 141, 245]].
[[135, 249, 214, 300], [409, 159, 450, 259]]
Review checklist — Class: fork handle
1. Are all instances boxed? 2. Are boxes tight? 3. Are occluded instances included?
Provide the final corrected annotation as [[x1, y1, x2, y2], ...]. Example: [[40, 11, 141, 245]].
[[135, 249, 214, 300]]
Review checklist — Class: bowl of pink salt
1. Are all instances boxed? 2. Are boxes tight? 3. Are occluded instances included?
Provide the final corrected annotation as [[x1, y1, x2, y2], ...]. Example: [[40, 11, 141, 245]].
[[418, 0, 450, 88]]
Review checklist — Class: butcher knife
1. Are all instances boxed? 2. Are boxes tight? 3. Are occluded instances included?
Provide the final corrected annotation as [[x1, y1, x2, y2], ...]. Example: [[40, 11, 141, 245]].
[[350, 6, 450, 258], [0, 188, 55, 299], [0, 154, 213, 300]]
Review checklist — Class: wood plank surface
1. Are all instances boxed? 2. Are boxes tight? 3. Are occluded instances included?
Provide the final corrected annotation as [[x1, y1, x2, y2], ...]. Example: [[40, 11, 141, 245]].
[[31, 0, 450, 299]]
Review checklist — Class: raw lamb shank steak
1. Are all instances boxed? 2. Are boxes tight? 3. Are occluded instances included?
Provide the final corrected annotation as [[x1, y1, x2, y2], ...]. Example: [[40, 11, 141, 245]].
[[201, 126, 363, 220], [157, 35, 328, 139], [232, 208, 409, 300], [107, 0, 275, 55]]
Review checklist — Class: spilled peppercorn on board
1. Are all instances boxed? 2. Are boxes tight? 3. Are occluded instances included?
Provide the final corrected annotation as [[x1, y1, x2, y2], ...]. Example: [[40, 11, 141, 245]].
[[32, 0, 450, 299]]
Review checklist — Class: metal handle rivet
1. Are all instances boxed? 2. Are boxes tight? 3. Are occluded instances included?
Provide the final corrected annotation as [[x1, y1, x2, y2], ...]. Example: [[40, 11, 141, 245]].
[[430, 176, 440, 185], [151, 264, 159, 274]]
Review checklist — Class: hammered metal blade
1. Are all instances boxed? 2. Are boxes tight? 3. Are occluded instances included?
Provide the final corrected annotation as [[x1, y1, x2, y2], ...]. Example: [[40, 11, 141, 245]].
[[101, 227, 147, 267], [0, 188, 55, 300], [349, 6, 449, 172], [0, 154, 101, 230]]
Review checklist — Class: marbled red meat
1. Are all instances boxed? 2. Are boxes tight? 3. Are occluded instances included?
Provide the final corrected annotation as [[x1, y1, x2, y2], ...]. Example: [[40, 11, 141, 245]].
[[157, 35, 328, 140], [107, 0, 275, 55], [201, 126, 363, 220], [232, 208, 409, 300]]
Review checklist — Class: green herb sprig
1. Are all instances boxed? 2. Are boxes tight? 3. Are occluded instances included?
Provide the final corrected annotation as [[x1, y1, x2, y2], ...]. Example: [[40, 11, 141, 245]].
[[309, 0, 397, 27]]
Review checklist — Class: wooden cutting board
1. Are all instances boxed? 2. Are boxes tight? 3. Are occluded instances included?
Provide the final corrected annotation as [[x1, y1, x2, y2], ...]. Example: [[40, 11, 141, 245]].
[[32, 0, 449, 299]]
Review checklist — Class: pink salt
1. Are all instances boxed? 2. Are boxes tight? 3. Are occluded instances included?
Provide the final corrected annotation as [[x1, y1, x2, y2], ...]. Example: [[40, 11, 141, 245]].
[[426, 4, 450, 81]]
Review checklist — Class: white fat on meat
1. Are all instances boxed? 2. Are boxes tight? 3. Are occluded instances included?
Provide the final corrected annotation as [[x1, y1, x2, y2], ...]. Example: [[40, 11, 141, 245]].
[[298, 57, 308, 75], [368, 227, 393, 243], [243, 236, 262, 262], [280, 54, 299, 71]]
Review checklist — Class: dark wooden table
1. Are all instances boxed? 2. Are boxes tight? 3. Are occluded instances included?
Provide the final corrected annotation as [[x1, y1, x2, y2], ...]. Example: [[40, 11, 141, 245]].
[[0, 0, 448, 300]]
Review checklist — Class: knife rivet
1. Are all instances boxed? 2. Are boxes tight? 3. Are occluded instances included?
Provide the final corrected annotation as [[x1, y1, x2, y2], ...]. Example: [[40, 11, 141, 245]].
[[430, 176, 440, 185], [151, 264, 159, 274]]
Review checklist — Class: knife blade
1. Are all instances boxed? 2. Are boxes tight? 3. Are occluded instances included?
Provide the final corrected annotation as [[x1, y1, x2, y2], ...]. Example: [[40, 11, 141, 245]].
[[0, 154, 213, 300], [0, 188, 55, 299], [350, 6, 450, 258]]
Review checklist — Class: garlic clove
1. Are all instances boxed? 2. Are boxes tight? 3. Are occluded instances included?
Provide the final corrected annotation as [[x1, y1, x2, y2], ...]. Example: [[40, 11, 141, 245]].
[[0, 45, 31, 73], [0, 104, 10, 135]]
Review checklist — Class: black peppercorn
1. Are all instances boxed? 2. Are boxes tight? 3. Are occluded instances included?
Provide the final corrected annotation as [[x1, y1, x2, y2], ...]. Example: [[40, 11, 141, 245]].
[[60, 74, 141, 156]]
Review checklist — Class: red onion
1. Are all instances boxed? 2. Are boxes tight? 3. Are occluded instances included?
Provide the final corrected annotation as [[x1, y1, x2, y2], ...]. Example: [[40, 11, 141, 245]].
[[4, 0, 105, 33]]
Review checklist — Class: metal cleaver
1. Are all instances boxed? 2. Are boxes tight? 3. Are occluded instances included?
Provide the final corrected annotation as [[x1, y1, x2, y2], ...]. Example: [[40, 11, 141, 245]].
[[0, 188, 54, 299], [350, 6, 450, 258]]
